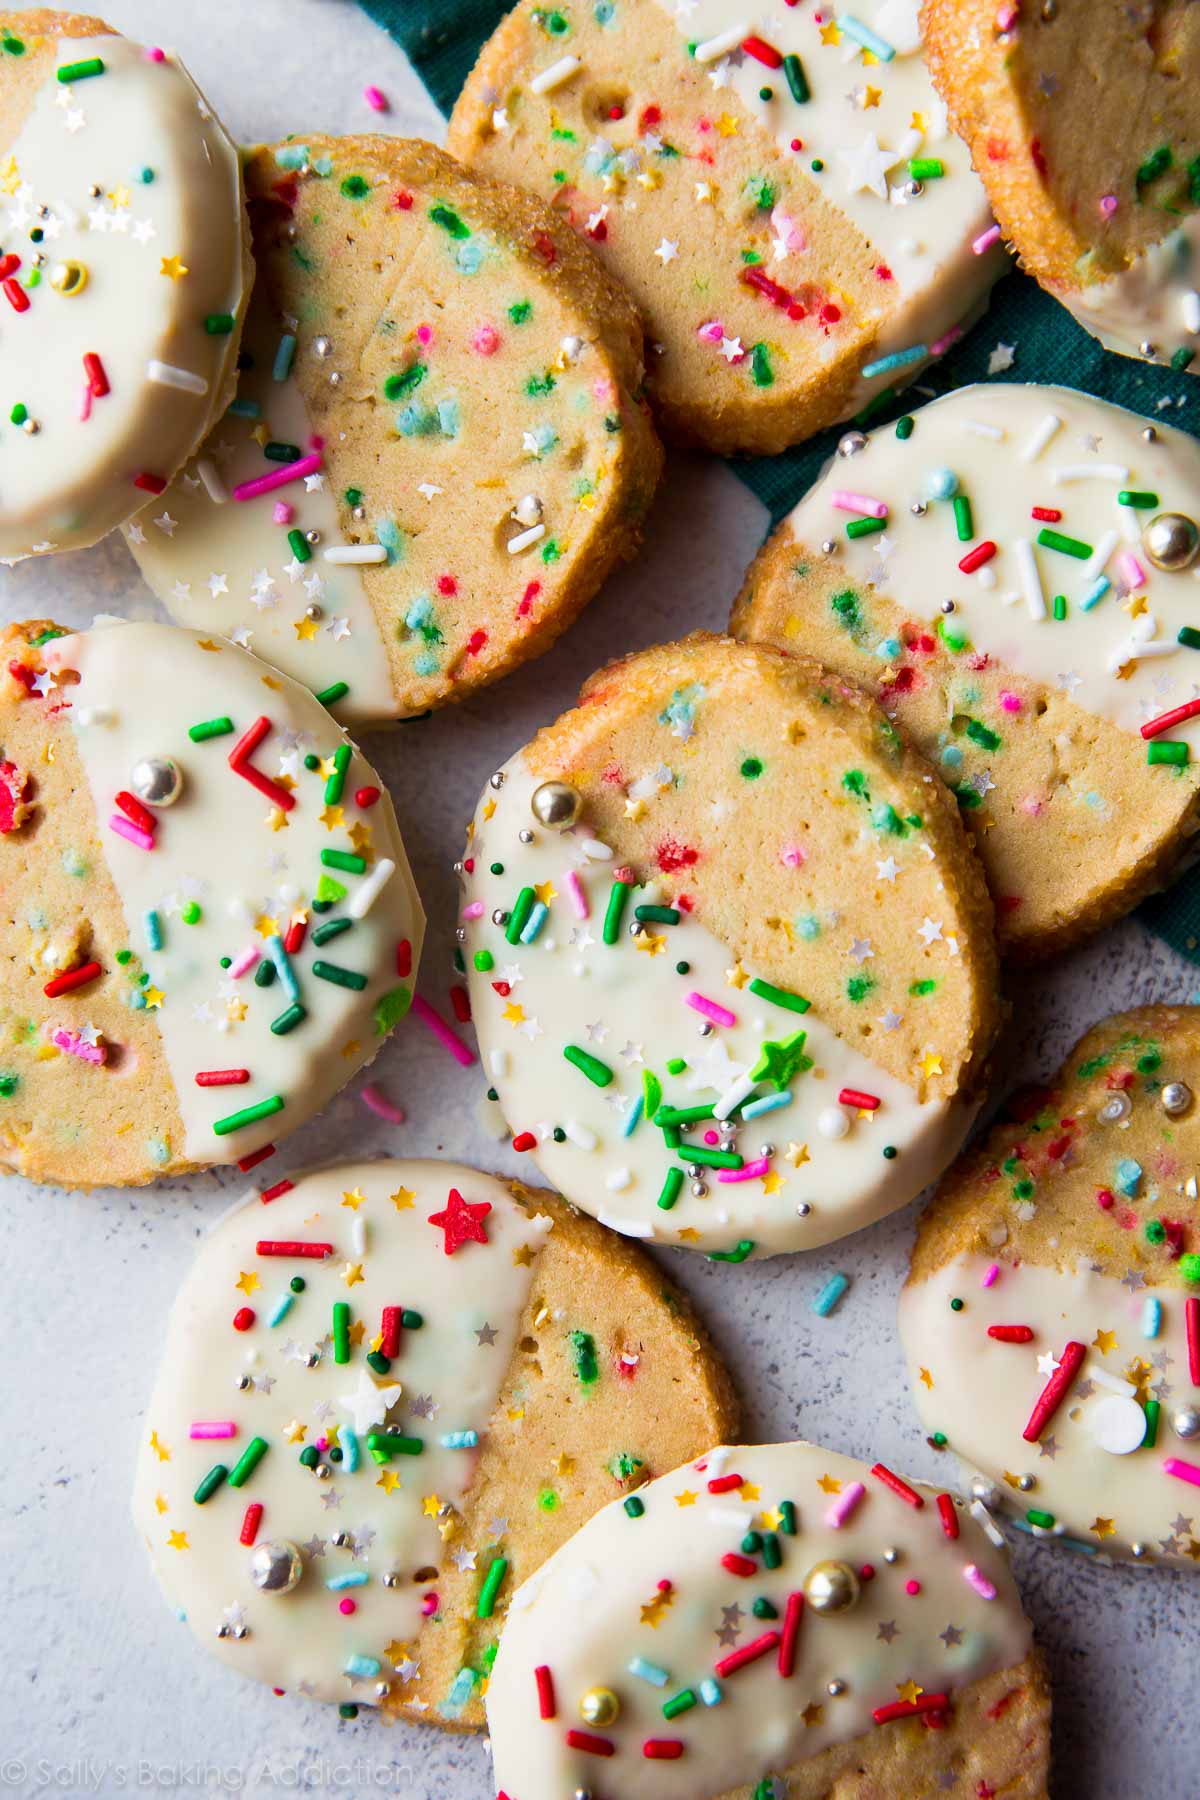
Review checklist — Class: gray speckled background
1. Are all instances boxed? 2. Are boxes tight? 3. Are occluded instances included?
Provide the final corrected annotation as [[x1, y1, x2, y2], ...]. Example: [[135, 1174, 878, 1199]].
[[1, 4, 1198, 1794]]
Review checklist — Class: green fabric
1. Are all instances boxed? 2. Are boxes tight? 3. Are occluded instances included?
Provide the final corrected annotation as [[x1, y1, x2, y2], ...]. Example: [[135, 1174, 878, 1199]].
[[362, 0, 1200, 966]]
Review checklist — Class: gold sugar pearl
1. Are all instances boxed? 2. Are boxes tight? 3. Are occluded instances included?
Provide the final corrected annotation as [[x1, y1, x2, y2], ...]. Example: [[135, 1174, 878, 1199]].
[[578, 1686, 620, 1727], [50, 259, 88, 296]]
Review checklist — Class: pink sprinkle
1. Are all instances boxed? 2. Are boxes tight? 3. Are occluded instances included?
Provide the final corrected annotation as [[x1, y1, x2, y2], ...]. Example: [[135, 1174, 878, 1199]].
[[109, 813, 154, 851], [686, 991, 737, 1028], [824, 1479, 865, 1529], [1118, 551, 1147, 591], [1164, 1455, 1200, 1488], [461, 900, 485, 920], [79, 380, 93, 423], [718, 1156, 770, 1183], [564, 868, 589, 919], [1100, 194, 1118, 218], [190, 1422, 236, 1440], [410, 993, 475, 1067], [273, 500, 294, 525], [233, 452, 322, 504], [995, 3, 1017, 26], [780, 843, 805, 868], [49, 1027, 107, 1066], [704, 1128, 720, 1145], [999, 690, 1022, 712], [963, 1563, 996, 1601], [416, 324, 433, 347], [972, 223, 1001, 255], [339, 1598, 357, 1615], [905, 1579, 921, 1595], [981, 1263, 1000, 1288], [144, 45, 166, 60], [472, 322, 500, 355], [363, 84, 388, 112], [697, 320, 724, 344], [229, 943, 261, 980], [930, 325, 963, 357], [831, 489, 887, 519], [420, 1591, 439, 1616], [361, 1083, 405, 1125]]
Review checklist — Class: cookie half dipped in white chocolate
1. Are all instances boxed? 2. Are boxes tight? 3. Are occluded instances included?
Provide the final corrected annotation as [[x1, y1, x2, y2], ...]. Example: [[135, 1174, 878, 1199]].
[[487, 1440, 1050, 1798], [0, 11, 250, 557], [734, 384, 1200, 957], [462, 635, 999, 1259], [901, 1006, 1200, 1568], [131, 1159, 737, 1725]]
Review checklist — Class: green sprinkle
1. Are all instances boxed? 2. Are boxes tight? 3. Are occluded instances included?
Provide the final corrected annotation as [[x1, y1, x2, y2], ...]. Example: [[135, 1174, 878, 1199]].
[[270, 1003, 307, 1035], [1037, 526, 1091, 559], [341, 174, 370, 199], [193, 1464, 228, 1504], [205, 313, 236, 335], [57, 55, 105, 81], [663, 1689, 697, 1720], [2, 35, 25, 53], [748, 977, 810, 1013], [780, 1500, 797, 1535], [682, 1146, 743, 1169], [1181, 1253, 1200, 1284], [320, 849, 366, 873], [603, 879, 630, 945], [402, 1308, 423, 1328], [1178, 626, 1200, 650], [254, 960, 277, 988], [1148, 740, 1189, 765], [311, 918, 353, 947], [228, 1436, 269, 1487], [212, 1095, 284, 1136], [635, 904, 680, 924], [28, 628, 65, 647], [372, 985, 411, 1035], [0, 1073, 19, 1098], [564, 1044, 613, 1087], [1118, 490, 1158, 508], [1172, 347, 1196, 372], [846, 515, 886, 538], [188, 716, 234, 742], [366, 1431, 423, 1460], [385, 363, 425, 400], [477, 1555, 509, 1619], [666, 1058, 687, 1075], [1143, 1398, 1160, 1448], [657, 1167, 684, 1211], [909, 157, 944, 179], [782, 51, 809, 102], [895, 415, 914, 439], [1026, 1509, 1055, 1529], [950, 1297, 964, 1312], [762, 1532, 781, 1570], [473, 948, 494, 972], [965, 719, 1000, 751], [316, 681, 350, 709], [10, 402, 26, 424], [506, 886, 535, 944], [1136, 144, 1172, 188], [751, 342, 773, 387], [570, 1329, 599, 1384], [508, 299, 532, 323], [655, 1103, 715, 1125], [311, 958, 367, 993], [1053, 593, 1067, 621], [430, 202, 470, 238], [366, 1351, 392, 1375], [624, 1495, 645, 1517], [740, 756, 763, 779], [752, 1597, 778, 1619], [264, 440, 302, 464], [909, 978, 936, 996], [324, 743, 352, 805], [952, 494, 973, 541]]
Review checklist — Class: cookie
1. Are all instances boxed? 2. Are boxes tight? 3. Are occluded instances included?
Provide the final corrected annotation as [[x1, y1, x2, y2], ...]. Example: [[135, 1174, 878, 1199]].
[[901, 1005, 1200, 1570], [460, 634, 998, 1259], [0, 617, 423, 1187], [487, 1439, 1051, 1798], [124, 135, 662, 726], [921, 0, 1200, 370], [732, 383, 1200, 959], [0, 10, 250, 557], [131, 1158, 738, 1725], [446, 0, 1006, 456]]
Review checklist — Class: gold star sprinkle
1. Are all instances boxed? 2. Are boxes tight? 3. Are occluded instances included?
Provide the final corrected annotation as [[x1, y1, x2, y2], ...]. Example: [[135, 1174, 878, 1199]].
[[920, 1052, 943, 1080], [422, 1494, 442, 1517], [761, 1170, 785, 1196], [235, 1271, 260, 1297], [294, 616, 319, 642], [738, 1481, 760, 1502], [786, 1141, 810, 1168], [284, 1420, 307, 1444], [167, 1529, 189, 1551], [341, 1187, 366, 1210], [391, 1187, 415, 1211], [640, 1586, 674, 1627], [256, 914, 279, 939], [160, 253, 188, 279], [635, 931, 666, 956], [863, 84, 882, 106], [716, 112, 739, 136], [154, 1493, 168, 1515], [897, 1680, 924, 1704], [1093, 1328, 1117, 1355], [675, 1489, 697, 1507], [377, 1469, 401, 1494], [1091, 1517, 1116, 1540], [503, 1001, 526, 1025], [512, 1243, 536, 1267], [725, 962, 748, 990], [817, 1474, 841, 1495], [482, 798, 496, 822], [143, 986, 164, 1010], [149, 1430, 171, 1462], [534, 880, 557, 904], [556, 1452, 575, 1477], [819, 18, 840, 42], [919, 1367, 934, 1389], [802, 1702, 824, 1727], [384, 1640, 414, 1666], [320, 804, 346, 831], [342, 1262, 364, 1288]]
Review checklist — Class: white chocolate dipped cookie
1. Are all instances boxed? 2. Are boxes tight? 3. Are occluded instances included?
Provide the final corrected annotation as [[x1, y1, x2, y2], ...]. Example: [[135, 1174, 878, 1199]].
[[901, 1006, 1200, 1569], [486, 1440, 1050, 1798], [922, 0, 1200, 371], [131, 1159, 738, 1727], [460, 636, 999, 1259], [0, 11, 250, 557], [447, 0, 1005, 455], [125, 135, 662, 726], [733, 384, 1200, 959], [0, 617, 423, 1187]]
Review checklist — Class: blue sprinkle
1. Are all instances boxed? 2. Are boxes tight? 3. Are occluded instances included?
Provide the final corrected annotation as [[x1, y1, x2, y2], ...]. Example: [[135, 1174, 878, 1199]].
[[272, 333, 296, 382], [327, 1570, 369, 1590], [628, 1656, 669, 1687], [812, 1272, 850, 1316], [837, 12, 896, 58], [436, 397, 460, 437], [1115, 1157, 1143, 1197], [227, 398, 261, 419], [267, 1291, 293, 1327], [344, 1653, 381, 1679], [275, 144, 311, 170], [925, 466, 960, 501], [743, 1089, 791, 1119], [796, 914, 821, 940], [861, 343, 926, 381], [144, 909, 163, 952], [1142, 1296, 1162, 1339], [1080, 575, 1111, 612], [442, 1666, 479, 1717], [375, 517, 405, 563], [413, 650, 440, 676], [940, 745, 964, 770], [456, 240, 485, 274], [265, 933, 301, 1005], [699, 1677, 724, 1706], [440, 1430, 479, 1449], [342, 1429, 359, 1473], [622, 1093, 643, 1138], [520, 900, 548, 943]]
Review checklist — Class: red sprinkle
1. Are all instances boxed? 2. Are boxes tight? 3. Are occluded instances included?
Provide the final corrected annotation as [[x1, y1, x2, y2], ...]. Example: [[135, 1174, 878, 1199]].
[[512, 1132, 537, 1153], [874, 1693, 949, 1725], [259, 1178, 294, 1204], [1022, 1339, 1086, 1441], [715, 1631, 780, 1678], [707, 1472, 743, 1494], [255, 1240, 333, 1259], [1031, 506, 1061, 522], [83, 351, 109, 397], [1187, 1296, 1200, 1386], [1141, 696, 1200, 740], [284, 916, 306, 955], [43, 960, 101, 998], [838, 1087, 880, 1110], [449, 983, 471, 1023], [381, 1305, 402, 1359], [232, 1307, 255, 1332], [869, 1462, 925, 1509], [396, 938, 413, 978], [643, 1740, 684, 1760], [115, 789, 156, 834], [535, 1664, 556, 1719], [3, 277, 29, 313], [133, 471, 166, 494], [958, 540, 997, 574], [228, 715, 296, 812], [355, 785, 380, 809], [238, 1143, 276, 1173], [742, 32, 783, 65], [721, 1552, 758, 1578], [195, 1069, 251, 1087], [778, 1591, 803, 1676], [0, 253, 19, 279], [936, 1493, 959, 1539], [564, 1730, 612, 1756], [239, 1502, 263, 1545], [988, 1324, 1034, 1343]]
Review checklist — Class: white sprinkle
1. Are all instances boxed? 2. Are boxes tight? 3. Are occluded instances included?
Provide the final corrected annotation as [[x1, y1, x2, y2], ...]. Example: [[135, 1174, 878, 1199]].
[[1087, 1392, 1146, 1454], [969, 1498, 1005, 1547], [346, 857, 395, 920], [962, 419, 1005, 441], [604, 1167, 633, 1192], [323, 543, 388, 564], [1183, 289, 1200, 335], [146, 359, 209, 395], [197, 457, 228, 504], [1050, 462, 1129, 485], [530, 53, 581, 93], [715, 1073, 757, 1120], [1084, 1362, 1137, 1397], [1020, 411, 1062, 462], [1014, 537, 1046, 620], [75, 705, 114, 726], [694, 22, 748, 61], [564, 1120, 597, 1149], [489, 1048, 509, 1079], [1082, 528, 1119, 581], [507, 522, 546, 554], [580, 838, 614, 861], [352, 1216, 367, 1257]]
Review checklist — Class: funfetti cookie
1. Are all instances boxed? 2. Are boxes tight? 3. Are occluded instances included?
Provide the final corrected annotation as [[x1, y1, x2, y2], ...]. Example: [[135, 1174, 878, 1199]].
[[460, 635, 999, 1260], [486, 1440, 1051, 1798], [922, 0, 1200, 371], [732, 384, 1200, 960], [900, 1005, 1200, 1571], [0, 11, 251, 558], [446, 0, 1006, 456], [124, 136, 662, 727], [132, 1159, 737, 1726], [0, 618, 423, 1188]]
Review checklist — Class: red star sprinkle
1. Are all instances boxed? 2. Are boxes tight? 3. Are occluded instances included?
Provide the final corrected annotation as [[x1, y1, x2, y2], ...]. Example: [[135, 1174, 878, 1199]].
[[428, 1187, 492, 1255]]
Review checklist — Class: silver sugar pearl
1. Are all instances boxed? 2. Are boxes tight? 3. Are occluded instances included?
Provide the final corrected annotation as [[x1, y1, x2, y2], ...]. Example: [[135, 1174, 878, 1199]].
[[895, 178, 923, 202], [491, 909, 509, 927], [453, 860, 464, 876], [518, 829, 535, 845], [758, 1143, 775, 1158], [374, 1682, 391, 1699], [1099, 1091, 1132, 1124], [837, 430, 868, 458], [940, 598, 956, 614], [1017, 1473, 1036, 1492], [314, 335, 334, 357], [1143, 511, 1200, 572], [796, 1201, 812, 1217], [233, 1625, 249, 1640], [304, 1351, 320, 1369], [490, 771, 506, 789], [1172, 1407, 1200, 1440], [698, 1021, 714, 1037], [686, 1164, 701, 1179], [1139, 341, 1158, 359], [236, 1374, 252, 1391], [820, 538, 837, 555], [249, 1539, 303, 1595], [531, 779, 583, 831], [382, 1571, 402, 1589], [560, 333, 586, 361], [827, 1678, 847, 1696], [305, 603, 324, 621], [352, 504, 366, 521], [1131, 1542, 1149, 1559], [315, 1462, 332, 1479], [22, 417, 39, 435], [88, 183, 102, 198], [305, 529, 321, 546], [910, 499, 928, 516], [1041, 0, 1057, 17], [1142, 426, 1158, 443], [1162, 1081, 1193, 1117], [514, 492, 544, 527], [332, 1531, 351, 1548], [329, 371, 342, 385], [690, 1180, 708, 1198], [454, 926, 466, 944], [970, 1475, 1001, 1507], [130, 756, 184, 808], [883, 1546, 900, 1565]]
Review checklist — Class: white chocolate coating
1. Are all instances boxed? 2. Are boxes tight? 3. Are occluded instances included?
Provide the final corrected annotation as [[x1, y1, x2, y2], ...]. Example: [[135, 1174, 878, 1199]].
[[900, 1251, 1200, 1567], [125, 287, 398, 727], [462, 757, 976, 1257], [784, 383, 1200, 744], [1065, 217, 1200, 369], [45, 620, 423, 1165], [655, 0, 1004, 399], [132, 1160, 550, 1706], [487, 1439, 1033, 1797], [0, 32, 248, 556]]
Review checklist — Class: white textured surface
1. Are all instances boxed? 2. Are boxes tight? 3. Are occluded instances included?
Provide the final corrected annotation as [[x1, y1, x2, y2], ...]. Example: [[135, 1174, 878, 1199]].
[[0, 4, 1197, 1796]]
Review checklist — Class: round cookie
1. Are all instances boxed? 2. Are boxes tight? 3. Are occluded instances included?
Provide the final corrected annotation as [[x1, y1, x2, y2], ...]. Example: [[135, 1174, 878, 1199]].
[[900, 1005, 1200, 1570], [0, 11, 251, 558], [487, 1440, 1051, 1798], [460, 634, 999, 1259], [732, 383, 1200, 960], [0, 617, 423, 1187], [447, 0, 1006, 456], [124, 135, 663, 727], [921, 0, 1200, 370], [131, 1158, 738, 1725]]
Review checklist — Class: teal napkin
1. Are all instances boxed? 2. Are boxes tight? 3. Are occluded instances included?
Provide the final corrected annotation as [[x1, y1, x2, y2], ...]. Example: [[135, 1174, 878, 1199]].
[[361, 0, 1200, 968]]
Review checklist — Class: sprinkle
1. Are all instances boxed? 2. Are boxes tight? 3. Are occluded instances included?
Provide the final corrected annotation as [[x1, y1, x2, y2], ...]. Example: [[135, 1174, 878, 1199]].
[[813, 1273, 850, 1316], [837, 13, 895, 59], [530, 52, 581, 92], [1118, 551, 1147, 589], [564, 1044, 613, 1087], [189, 716, 234, 741], [228, 1436, 268, 1487], [361, 1084, 404, 1124], [742, 1090, 791, 1119], [345, 1654, 380, 1681], [832, 489, 887, 519], [937, 1493, 959, 1539], [874, 1693, 949, 1724], [748, 977, 809, 1013], [43, 961, 101, 998], [962, 1564, 996, 1601], [987, 1324, 1034, 1343], [630, 1656, 669, 1687], [347, 858, 396, 920], [1148, 741, 1189, 767], [824, 1480, 865, 1528], [1051, 463, 1129, 486], [1080, 576, 1111, 612], [212, 1096, 285, 1137], [602, 879, 630, 945], [536, 1666, 556, 1718], [1013, 537, 1046, 620], [870, 1462, 924, 1508], [239, 1503, 263, 1545], [952, 494, 974, 541], [686, 992, 737, 1028], [477, 1554, 509, 1619], [195, 1069, 250, 1088], [147, 359, 208, 396], [110, 814, 154, 852], [363, 84, 388, 111], [657, 1167, 684, 1210], [190, 1421, 236, 1439], [694, 23, 749, 62], [440, 1430, 479, 1449], [838, 1087, 880, 1109], [861, 344, 926, 381], [565, 1730, 614, 1756], [272, 334, 297, 382], [1142, 1296, 1163, 1340], [1022, 1339, 1086, 1440], [409, 993, 475, 1066], [973, 223, 1001, 254], [717, 1156, 769, 1183], [228, 716, 295, 812], [1021, 412, 1062, 462], [507, 523, 545, 554], [312, 960, 367, 991], [909, 158, 944, 180], [327, 1570, 369, 1591], [783, 52, 809, 102], [232, 452, 321, 504], [714, 1630, 780, 1678], [970, 1498, 1005, 1546], [192, 1465, 227, 1505], [1187, 1297, 1200, 1386], [1141, 697, 1200, 740], [58, 55, 105, 81], [144, 909, 163, 952], [564, 869, 589, 919], [959, 540, 997, 574], [982, 1263, 1000, 1287], [324, 543, 388, 564]]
